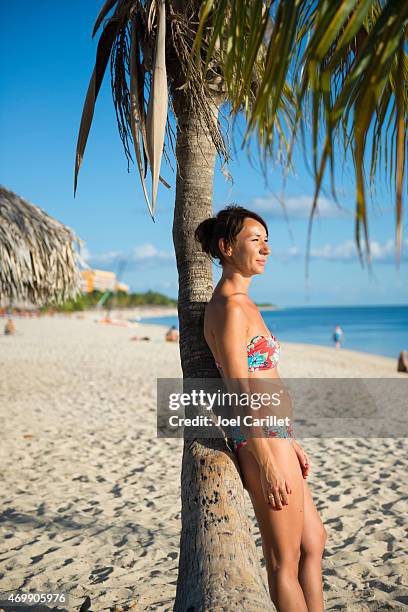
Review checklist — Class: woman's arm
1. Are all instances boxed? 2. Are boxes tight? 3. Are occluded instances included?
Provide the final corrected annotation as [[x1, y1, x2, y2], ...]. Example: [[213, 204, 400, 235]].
[[271, 366, 310, 479], [214, 300, 291, 508]]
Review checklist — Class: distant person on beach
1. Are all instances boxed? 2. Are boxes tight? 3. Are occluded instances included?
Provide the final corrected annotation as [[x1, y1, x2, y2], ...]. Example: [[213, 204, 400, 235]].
[[4, 318, 16, 335], [165, 325, 179, 342], [397, 350, 408, 373], [196, 206, 326, 611], [332, 324, 344, 349]]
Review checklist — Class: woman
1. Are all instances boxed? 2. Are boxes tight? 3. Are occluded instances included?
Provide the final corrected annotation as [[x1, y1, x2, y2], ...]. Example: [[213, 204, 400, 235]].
[[195, 205, 327, 612]]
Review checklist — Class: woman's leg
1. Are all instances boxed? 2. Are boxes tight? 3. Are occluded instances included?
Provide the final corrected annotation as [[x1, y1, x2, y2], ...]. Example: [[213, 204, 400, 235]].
[[238, 441, 308, 612], [298, 480, 327, 612]]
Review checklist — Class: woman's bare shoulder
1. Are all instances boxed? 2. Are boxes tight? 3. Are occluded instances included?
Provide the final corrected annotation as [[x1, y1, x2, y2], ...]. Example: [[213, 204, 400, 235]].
[[205, 294, 248, 333]]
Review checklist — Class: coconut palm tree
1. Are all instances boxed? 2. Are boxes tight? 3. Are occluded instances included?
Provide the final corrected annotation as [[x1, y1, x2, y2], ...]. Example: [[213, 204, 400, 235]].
[[75, 1, 407, 608]]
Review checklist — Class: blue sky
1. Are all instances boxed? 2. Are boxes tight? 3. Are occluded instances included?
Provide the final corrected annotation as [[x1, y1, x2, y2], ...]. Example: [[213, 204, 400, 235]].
[[1, 1, 407, 306]]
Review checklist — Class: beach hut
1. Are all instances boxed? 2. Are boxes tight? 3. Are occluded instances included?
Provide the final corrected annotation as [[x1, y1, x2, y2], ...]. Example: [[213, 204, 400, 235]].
[[0, 186, 82, 307]]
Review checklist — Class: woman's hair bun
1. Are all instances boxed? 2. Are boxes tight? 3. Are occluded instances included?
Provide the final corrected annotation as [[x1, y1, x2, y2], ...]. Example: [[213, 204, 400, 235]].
[[194, 217, 217, 255]]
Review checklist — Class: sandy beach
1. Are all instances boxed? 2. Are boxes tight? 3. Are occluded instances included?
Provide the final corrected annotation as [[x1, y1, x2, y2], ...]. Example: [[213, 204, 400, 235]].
[[0, 315, 407, 611]]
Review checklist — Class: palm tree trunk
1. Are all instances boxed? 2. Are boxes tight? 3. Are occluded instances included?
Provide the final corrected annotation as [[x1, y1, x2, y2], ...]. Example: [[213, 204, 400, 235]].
[[172, 93, 274, 611]]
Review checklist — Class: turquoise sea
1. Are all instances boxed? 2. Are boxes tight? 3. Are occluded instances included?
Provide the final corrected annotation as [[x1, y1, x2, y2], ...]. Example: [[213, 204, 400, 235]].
[[140, 305, 408, 359]]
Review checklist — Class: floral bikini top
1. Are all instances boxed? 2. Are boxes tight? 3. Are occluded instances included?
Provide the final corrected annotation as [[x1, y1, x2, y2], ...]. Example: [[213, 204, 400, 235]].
[[215, 334, 281, 373]]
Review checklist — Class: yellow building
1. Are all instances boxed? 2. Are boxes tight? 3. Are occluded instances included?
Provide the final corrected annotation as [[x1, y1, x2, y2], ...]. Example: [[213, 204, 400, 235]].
[[116, 281, 130, 293], [81, 269, 129, 294]]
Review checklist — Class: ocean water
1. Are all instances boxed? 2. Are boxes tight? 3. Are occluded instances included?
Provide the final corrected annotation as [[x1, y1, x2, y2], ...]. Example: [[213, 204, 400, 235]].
[[140, 305, 408, 359]]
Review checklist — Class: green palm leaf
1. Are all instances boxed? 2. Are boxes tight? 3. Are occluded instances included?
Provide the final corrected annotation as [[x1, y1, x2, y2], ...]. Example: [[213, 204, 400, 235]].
[[194, 0, 408, 271]]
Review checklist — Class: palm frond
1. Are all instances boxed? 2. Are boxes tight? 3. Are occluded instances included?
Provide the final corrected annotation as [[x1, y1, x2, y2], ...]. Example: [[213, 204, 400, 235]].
[[92, 0, 119, 38], [394, 35, 406, 268], [110, 21, 135, 169], [146, 0, 168, 215], [169, 2, 229, 161], [74, 10, 126, 195], [195, 0, 408, 273], [130, 12, 153, 218], [76, 0, 176, 216], [300, 0, 408, 276], [193, 0, 298, 171]]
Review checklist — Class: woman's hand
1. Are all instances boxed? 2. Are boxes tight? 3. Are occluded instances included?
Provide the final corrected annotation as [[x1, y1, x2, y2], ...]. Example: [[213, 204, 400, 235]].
[[292, 439, 310, 479], [259, 460, 292, 510]]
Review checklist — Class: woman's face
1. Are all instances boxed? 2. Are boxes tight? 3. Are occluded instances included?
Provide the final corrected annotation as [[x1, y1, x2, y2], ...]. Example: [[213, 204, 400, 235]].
[[220, 217, 271, 275]]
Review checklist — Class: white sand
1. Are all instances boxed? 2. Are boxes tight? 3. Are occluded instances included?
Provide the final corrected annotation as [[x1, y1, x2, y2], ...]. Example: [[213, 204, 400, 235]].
[[0, 315, 407, 611]]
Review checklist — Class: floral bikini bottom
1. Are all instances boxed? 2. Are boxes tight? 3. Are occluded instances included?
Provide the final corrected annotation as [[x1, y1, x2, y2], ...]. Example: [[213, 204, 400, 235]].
[[228, 422, 295, 454]]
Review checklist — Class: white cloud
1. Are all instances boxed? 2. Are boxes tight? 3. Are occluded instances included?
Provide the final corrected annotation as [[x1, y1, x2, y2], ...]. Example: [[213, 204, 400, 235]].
[[275, 238, 408, 264], [130, 243, 173, 261], [310, 240, 357, 260], [273, 244, 301, 263], [311, 238, 408, 263], [252, 194, 349, 219], [83, 243, 174, 269], [288, 245, 300, 256], [91, 250, 123, 264]]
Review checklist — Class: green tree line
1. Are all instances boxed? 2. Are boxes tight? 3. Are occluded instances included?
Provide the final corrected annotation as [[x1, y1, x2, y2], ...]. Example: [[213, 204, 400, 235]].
[[42, 290, 177, 312]]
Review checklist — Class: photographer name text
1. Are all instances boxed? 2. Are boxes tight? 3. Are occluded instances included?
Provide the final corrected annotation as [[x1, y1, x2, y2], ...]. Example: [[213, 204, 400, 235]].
[[168, 415, 291, 427]]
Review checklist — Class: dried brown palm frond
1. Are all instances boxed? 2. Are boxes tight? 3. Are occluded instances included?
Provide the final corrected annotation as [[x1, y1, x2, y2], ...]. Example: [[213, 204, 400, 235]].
[[168, 3, 229, 161], [74, 2, 129, 195], [109, 7, 171, 210], [75, 0, 230, 217], [93, 0, 119, 38], [130, 11, 152, 216], [0, 186, 82, 306], [110, 21, 135, 170]]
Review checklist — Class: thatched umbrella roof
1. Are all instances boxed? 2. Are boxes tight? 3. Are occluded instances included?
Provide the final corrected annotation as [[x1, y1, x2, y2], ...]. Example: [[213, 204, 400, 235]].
[[0, 186, 82, 306]]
